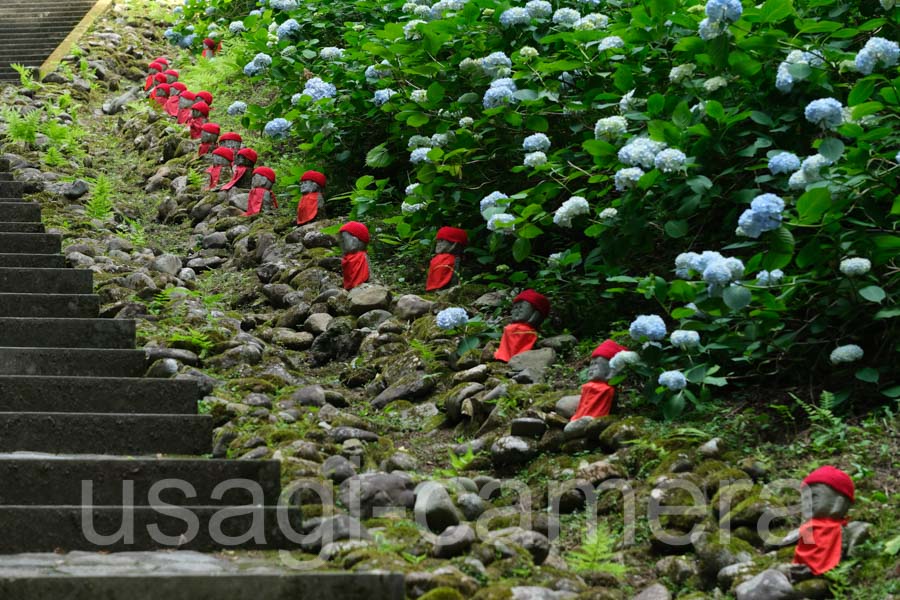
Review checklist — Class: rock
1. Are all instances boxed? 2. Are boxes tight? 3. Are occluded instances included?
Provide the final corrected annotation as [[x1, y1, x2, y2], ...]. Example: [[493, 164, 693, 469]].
[[510, 417, 547, 439], [338, 472, 416, 519], [274, 303, 311, 328], [102, 86, 141, 114], [433, 524, 476, 558], [302, 231, 336, 248], [507, 348, 556, 382], [178, 268, 196, 281], [372, 373, 436, 409], [348, 284, 392, 315], [310, 317, 363, 366], [151, 253, 182, 275], [444, 382, 485, 423], [555, 395, 581, 419], [630, 584, 671, 600], [576, 459, 624, 485], [697, 437, 722, 458], [383, 452, 418, 473], [42, 71, 68, 84], [205, 344, 262, 369], [304, 312, 333, 335], [415, 481, 462, 534], [301, 515, 371, 553], [491, 436, 537, 468], [186, 257, 225, 271], [145, 347, 199, 366], [202, 232, 228, 249], [491, 528, 550, 565], [271, 328, 314, 350], [145, 358, 178, 378], [394, 294, 434, 320], [47, 179, 90, 199], [717, 561, 755, 590], [734, 569, 794, 600], [243, 393, 272, 409], [538, 334, 578, 352], [511, 588, 576, 600], [655, 556, 699, 585], [322, 455, 357, 484], [290, 385, 327, 407], [356, 309, 393, 329], [452, 364, 489, 384], [457, 493, 486, 521], [331, 426, 379, 443], [66, 252, 94, 268]]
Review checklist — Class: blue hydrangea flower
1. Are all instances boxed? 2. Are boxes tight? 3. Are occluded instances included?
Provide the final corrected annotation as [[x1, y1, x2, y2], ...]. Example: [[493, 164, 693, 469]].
[[829, 344, 864, 364], [276, 19, 301, 40], [738, 193, 784, 238], [658, 370, 687, 391], [553, 196, 589, 227], [702, 260, 733, 286], [525, 0, 552, 18], [229, 21, 246, 34], [483, 82, 517, 109], [629, 314, 667, 341], [614, 167, 644, 191], [374, 89, 397, 106], [500, 7, 531, 26], [481, 52, 512, 77], [705, 0, 742, 22], [487, 213, 516, 233], [594, 116, 628, 139], [839, 257, 871, 276], [430, 0, 466, 18], [804, 98, 844, 129], [410, 147, 432, 164], [227, 101, 247, 116], [480, 191, 509, 214], [270, 0, 298, 9], [855, 37, 899, 75], [552, 8, 581, 27], [320, 47, 344, 61], [597, 36, 624, 52], [698, 17, 726, 40], [523, 133, 551, 152], [403, 20, 426, 40], [365, 62, 391, 82], [248, 9, 262, 17], [264, 118, 292, 139], [436, 307, 469, 329], [243, 62, 264, 77], [654, 149, 687, 173], [524, 151, 547, 167], [618, 138, 667, 170], [768, 152, 801, 175], [302, 77, 336, 101], [177, 34, 196, 48], [670, 330, 700, 348], [756, 269, 784, 286], [407, 135, 432, 150], [205, 6, 216, 15]]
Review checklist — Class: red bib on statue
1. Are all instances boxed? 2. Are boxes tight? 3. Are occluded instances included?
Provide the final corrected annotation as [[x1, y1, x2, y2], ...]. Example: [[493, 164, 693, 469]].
[[164, 96, 180, 117], [198, 143, 214, 157], [793, 518, 845, 575], [494, 322, 538, 362], [244, 188, 277, 216], [426, 253, 457, 291], [221, 166, 249, 191], [571, 381, 616, 421], [177, 108, 191, 125], [296, 192, 320, 225], [189, 118, 205, 139], [206, 165, 224, 190], [342, 251, 369, 290]]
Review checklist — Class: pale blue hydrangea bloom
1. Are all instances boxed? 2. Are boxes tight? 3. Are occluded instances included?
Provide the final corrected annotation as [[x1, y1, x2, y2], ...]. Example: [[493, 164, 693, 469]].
[[768, 152, 801, 175], [374, 89, 397, 106], [431, 133, 451, 149], [487, 213, 516, 233], [599, 207, 618, 220], [597, 36, 624, 52], [173, 6, 183, 13], [553, 196, 590, 227], [629, 314, 667, 341], [459, 116, 474, 128], [401, 202, 424, 214], [594, 116, 628, 139], [669, 64, 696, 83], [481, 52, 512, 77], [264, 118, 292, 139], [500, 7, 531, 26], [291, 93, 303, 105], [705, 0, 742, 22], [229, 21, 246, 34], [614, 167, 644, 191], [737, 193, 784, 238], [410, 147, 432, 164], [800, 154, 832, 180], [575, 13, 609, 30], [524, 151, 547, 167], [829, 344, 864, 364], [698, 17, 726, 40], [523, 133, 551, 152], [855, 37, 899, 75], [302, 77, 336, 101], [227, 101, 247, 116], [243, 61, 264, 76], [483, 78, 517, 109], [276, 19, 301, 40], [804, 98, 844, 129], [618, 138, 667, 169], [430, 0, 466, 18], [405, 183, 420, 195], [702, 260, 733, 286], [436, 307, 469, 329], [609, 350, 640, 372], [658, 370, 687, 391], [407, 135, 433, 149], [270, 0, 298, 10], [756, 269, 784, 286], [670, 330, 700, 348], [525, 0, 553, 18], [411, 89, 428, 103], [480, 191, 509, 214], [839, 257, 871, 276], [775, 50, 823, 93], [403, 20, 426, 40], [365, 62, 391, 82], [177, 35, 196, 48], [655, 149, 687, 173], [320, 47, 344, 61], [553, 8, 581, 27], [248, 9, 262, 17]]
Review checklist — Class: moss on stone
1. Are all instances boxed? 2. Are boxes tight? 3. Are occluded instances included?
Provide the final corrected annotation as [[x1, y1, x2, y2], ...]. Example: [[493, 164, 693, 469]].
[[419, 587, 466, 600]]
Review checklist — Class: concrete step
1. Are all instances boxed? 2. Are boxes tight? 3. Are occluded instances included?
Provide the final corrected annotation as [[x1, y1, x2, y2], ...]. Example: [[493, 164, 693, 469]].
[[0, 222, 44, 233], [0, 233, 62, 254], [0, 347, 147, 377], [0, 316, 133, 348], [0, 412, 213, 454], [0, 292, 99, 318], [0, 375, 199, 414], [0, 202, 41, 221], [0, 181, 24, 197], [0, 254, 65, 268], [0, 571, 404, 600], [0, 505, 308, 553], [0, 455, 281, 506], [0, 267, 92, 294]]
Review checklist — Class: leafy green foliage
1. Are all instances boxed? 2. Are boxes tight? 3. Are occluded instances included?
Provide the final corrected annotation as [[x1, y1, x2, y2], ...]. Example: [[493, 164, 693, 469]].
[[84, 175, 114, 221], [1, 107, 41, 145], [10, 63, 40, 91], [566, 523, 627, 577]]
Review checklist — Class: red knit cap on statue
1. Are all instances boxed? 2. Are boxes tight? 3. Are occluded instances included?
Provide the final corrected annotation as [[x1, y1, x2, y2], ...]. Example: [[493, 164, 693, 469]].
[[153, 73, 167, 84], [212, 147, 234, 162], [154, 83, 171, 95], [436, 227, 468, 245], [301, 170, 327, 188], [191, 101, 210, 116], [592, 339, 628, 360], [802, 466, 855, 502], [219, 132, 242, 143], [340, 221, 370, 244], [204, 38, 217, 48], [164, 69, 179, 79], [180, 91, 197, 102], [171, 82, 187, 93], [237, 148, 258, 163], [149, 61, 164, 71], [154, 57, 169, 65], [513, 289, 550, 318], [253, 167, 276, 183], [196, 91, 213, 105], [201, 122, 221, 135]]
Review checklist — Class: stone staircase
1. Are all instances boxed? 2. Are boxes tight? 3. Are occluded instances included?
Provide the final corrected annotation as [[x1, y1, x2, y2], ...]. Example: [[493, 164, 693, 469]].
[[0, 0, 99, 82], [0, 158, 301, 554]]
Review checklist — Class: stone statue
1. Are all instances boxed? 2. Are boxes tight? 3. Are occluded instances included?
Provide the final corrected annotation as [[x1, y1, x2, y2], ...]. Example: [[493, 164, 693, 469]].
[[296, 170, 326, 225], [221, 148, 257, 190], [426, 227, 467, 291], [145, 61, 164, 92], [196, 90, 213, 106], [148, 73, 167, 98], [151, 83, 170, 107], [177, 91, 197, 124], [494, 289, 550, 362], [188, 101, 210, 139], [244, 167, 278, 216], [218, 132, 243, 153], [165, 82, 186, 117], [339, 221, 370, 290], [202, 37, 222, 59], [570, 340, 628, 420], [198, 122, 220, 157], [206, 147, 233, 190], [164, 68, 179, 84]]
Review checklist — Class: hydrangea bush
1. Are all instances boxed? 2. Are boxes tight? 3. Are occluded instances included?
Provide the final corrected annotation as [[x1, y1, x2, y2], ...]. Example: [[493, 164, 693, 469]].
[[170, 0, 899, 416]]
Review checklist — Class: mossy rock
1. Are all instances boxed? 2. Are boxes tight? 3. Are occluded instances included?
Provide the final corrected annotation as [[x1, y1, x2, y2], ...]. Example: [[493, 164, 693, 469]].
[[472, 585, 513, 600], [694, 459, 751, 495], [410, 315, 444, 341], [792, 577, 830, 599], [231, 377, 280, 394], [650, 451, 695, 477], [419, 588, 466, 600], [693, 529, 756, 581], [598, 416, 648, 452], [576, 589, 624, 600], [674, 593, 711, 600], [719, 488, 788, 531]]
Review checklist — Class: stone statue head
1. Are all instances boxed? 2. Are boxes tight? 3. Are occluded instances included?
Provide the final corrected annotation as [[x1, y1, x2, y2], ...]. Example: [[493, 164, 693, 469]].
[[300, 180, 321, 194], [434, 226, 467, 256], [211, 152, 231, 167], [251, 174, 273, 189], [338, 222, 370, 254], [235, 148, 258, 168], [587, 357, 613, 381], [510, 300, 544, 327], [219, 133, 242, 151], [178, 93, 196, 110], [300, 170, 326, 194], [807, 483, 852, 519]]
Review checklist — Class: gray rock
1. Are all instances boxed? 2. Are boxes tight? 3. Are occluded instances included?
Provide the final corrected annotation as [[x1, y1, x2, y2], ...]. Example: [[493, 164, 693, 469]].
[[382, 452, 418, 473], [66, 251, 94, 268], [302, 231, 336, 248], [47, 179, 90, 200], [537, 334, 578, 353], [511, 588, 576, 600], [717, 561, 755, 590], [444, 383, 485, 423], [348, 284, 392, 316], [202, 232, 228, 249], [492, 528, 550, 565], [563, 417, 594, 440], [371, 373, 436, 409], [151, 253, 182, 275], [698, 437, 722, 458], [457, 493, 487, 521], [145, 358, 178, 378], [433, 524, 476, 559], [452, 364, 489, 384], [145, 347, 199, 366], [271, 328, 314, 350], [310, 317, 363, 366], [177, 268, 196, 281], [555, 395, 581, 419], [491, 436, 537, 467], [576, 459, 623, 485], [631, 583, 671, 600], [322, 455, 357, 484], [338, 472, 416, 519], [205, 344, 262, 369], [356, 309, 393, 329], [290, 385, 327, 407], [244, 393, 272, 409], [304, 312, 333, 335], [735, 569, 794, 600], [331, 427, 379, 443], [301, 515, 371, 553], [415, 481, 462, 534], [510, 417, 547, 439], [185, 257, 225, 271], [507, 348, 556, 381], [101, 86, 141, 115], [394, 294, 433, 321]]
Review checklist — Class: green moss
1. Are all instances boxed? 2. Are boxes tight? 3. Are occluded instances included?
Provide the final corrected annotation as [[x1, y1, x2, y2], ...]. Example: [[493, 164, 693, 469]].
[[420, 588, 466, 600], [472, 585, 513, 600], [598, 416, 648, 452]]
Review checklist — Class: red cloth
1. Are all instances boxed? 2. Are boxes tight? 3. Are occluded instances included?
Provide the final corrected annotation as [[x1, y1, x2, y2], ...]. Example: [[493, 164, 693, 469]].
[[202, 40, 222, 58], [793, 518, 846, 575], [189, 117, 206, 139], [571, 381, 616, 421], [244, 188, 278, 216], [237, 148, 258, 164], [341, 251, 370, 290], [165, 96, 180, 117], [150, 84, 169, 105], [253, 167, 275, 182], [198, 142, 214, 156], [196, 91, 213, 105], [202, 123, 221, 135], [803, 466, 855, 503], [177, 107, 192, 124], [494, 322, 538, 362], [426, 253, 457, 291], [296, 192, 321, 225], [145, 75, 155, 91], [164, 69, 179, 80], [593, 339, 628, 359], [301, 170, 326, 188], [206, 164, 225, 190], [436, 227, 468, 245], [219, 132, 242, 144], [191, 101, 210, 116], [340, 221, 369, 244], [513, 289, 550, 317], [220, 165, 249, 191]]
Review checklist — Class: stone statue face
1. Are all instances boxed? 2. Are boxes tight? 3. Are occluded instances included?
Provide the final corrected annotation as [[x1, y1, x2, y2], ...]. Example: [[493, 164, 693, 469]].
[[300, 180, 320, 194], [221, 140, 241, 150], [235, 155, 254, 167], [340, 231, 367, 254], [157, 89, 168, 98], [807, 483, 852, 519], [192, 109, 204, 118], [179, 96, 194, 109], [435, 239, 464, 255], [200, 131, 217, 144], [510, 300, 543, 326], [166, 74, 177, 84], [251, 174, 272, 189], [587, 356, 612, 381], [212, 154, 230, 166]]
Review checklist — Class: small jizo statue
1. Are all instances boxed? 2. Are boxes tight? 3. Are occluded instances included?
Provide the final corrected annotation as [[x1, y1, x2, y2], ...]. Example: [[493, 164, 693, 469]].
[[570, 340, 628, 421], [218, 132, 243, 153], [198, 122, 220, 157], [221, 148, 257, 191], [188, 101, 210, 139], [206, 147, 233, 190], [244, 167, 278, 216], [148, 73, 167, 99], [164, 69, 179, 84], [339, 221, 370, 290], [165, 82, 186, 117], [426, 226, 467, 291], [177, 91, 197, 125], [296, 170, 326, 225], [202, 37, 222, 58], [196, 90, 213, 106], [145, 61, 164, 92], [151, 83, 170, 108], [493, 289, 550, 362]]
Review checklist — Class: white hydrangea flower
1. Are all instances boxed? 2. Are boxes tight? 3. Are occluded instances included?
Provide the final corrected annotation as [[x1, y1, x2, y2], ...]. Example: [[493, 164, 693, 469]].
[[614, 167, 645, 191], [594, 116, 628, 139], [519, 46, 539, 58], [839, 257, 871, 276], [487, 213, 516, 233], [830, 344, 864, 364], [553, 196, 590, 227], [599, 207, 618, 221], [523, 151, 548, 167], [669, 64, 696, 84], [458, 116, 474, 128], [609, 350, 640, 373], [703, 76, 728, 92]]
